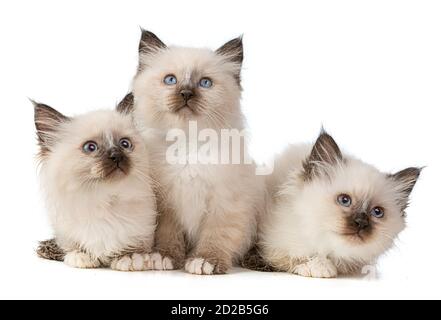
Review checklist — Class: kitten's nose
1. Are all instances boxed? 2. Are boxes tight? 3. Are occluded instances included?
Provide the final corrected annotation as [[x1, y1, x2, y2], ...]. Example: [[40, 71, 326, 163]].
[[354, 215, 370, 230], [180, 89, 194, 101], [109, 151, 123, 163]]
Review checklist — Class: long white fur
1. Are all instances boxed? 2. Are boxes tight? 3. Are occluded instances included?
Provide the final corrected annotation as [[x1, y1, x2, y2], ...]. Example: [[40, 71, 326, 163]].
[[39, 110, 157, 265], [133, 46, 265, 264], [260, 144, 408, 276]]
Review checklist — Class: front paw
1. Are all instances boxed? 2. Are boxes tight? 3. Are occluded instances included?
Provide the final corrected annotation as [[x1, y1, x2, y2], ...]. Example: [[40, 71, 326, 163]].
[[149, 252, 175, 271], [64, 251, 100, 269], [293, 258, 338, 278], [184, 257, 229, 275], [110, 253, 151, 272]]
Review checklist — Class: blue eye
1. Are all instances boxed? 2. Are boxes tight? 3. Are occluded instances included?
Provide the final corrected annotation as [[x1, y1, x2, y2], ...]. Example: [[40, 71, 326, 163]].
[[119, 138, 132, 149], [370, 207, 385, 218], [83, 141, 98, 154], [337, 194, 352, 207], [199, 78, 213, 88], [164, 75, 177, 85]]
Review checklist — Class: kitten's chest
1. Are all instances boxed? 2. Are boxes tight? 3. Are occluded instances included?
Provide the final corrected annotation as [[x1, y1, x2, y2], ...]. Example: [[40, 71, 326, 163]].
[[53, 194, 152, 256], [162, 163, 216, 237]]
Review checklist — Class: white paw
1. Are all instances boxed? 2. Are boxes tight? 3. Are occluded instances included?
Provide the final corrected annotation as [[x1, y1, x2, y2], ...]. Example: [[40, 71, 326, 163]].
[[293, 258, 338, 278], [150, 253, 175, 271], [293, 263, 313, 277], [110, 253, 151, 272], [64, 251, 100, 269], [185, 258, 215, 275]]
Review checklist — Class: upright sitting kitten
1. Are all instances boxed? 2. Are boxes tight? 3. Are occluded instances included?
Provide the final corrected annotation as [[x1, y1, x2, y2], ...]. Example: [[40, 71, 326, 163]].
[[34, 95, 157, 271], [245, 131, 421, 278], [132, 30, 265, 275]]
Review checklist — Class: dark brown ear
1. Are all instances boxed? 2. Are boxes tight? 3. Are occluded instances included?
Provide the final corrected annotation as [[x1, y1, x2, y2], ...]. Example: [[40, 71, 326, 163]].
[[216, 36, 244, 65], [116, 92, 134, 114], [216, 36, 244, 83], [138, 28, 167, 72], [32, 100, 69, 155], [303, 130, 343, 180], [389, 167, 422, 211]]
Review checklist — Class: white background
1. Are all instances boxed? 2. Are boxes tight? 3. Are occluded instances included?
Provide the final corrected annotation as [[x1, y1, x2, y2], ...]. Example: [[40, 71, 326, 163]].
[[0, 0, 440, 300]]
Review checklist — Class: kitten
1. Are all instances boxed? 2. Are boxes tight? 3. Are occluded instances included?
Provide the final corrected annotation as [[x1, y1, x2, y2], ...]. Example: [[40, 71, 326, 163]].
[[34, 94, 157, 271], [132, 29, 265, 275], [243, 131, 421, 278]]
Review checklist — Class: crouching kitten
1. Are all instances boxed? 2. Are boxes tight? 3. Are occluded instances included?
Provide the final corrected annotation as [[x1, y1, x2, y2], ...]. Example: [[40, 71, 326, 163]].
[[244, 131, 421, 278], [34, 95, 157, 271]]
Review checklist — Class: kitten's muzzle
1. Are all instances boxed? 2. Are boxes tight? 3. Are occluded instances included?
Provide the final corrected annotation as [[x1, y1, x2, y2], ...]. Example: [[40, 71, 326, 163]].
[[109, 149, 123, 164], [180, 89, 194, 102], [354, 212, 370, 230]]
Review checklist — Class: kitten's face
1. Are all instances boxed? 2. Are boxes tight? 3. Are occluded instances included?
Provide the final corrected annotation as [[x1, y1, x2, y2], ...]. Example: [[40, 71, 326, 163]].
[[60, 113, 137, 182], [300, 132, 421, 258], [302, 163, 407, 247], [34, 97, 146, 188], [133, 30, 243, 128]]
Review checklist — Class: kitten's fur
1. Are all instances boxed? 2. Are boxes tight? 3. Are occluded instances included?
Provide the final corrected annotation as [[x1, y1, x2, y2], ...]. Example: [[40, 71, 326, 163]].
[[132, 30, 265, 274], [34, 95, 157, 271], [244, 131, 421, 278]]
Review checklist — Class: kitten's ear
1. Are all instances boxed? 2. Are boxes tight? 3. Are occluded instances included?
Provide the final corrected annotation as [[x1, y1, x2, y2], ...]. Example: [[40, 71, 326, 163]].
[[216, 36, 244, 83], [303, 130, 343, 180], [116, 92, 134, 115], [138, 28, 167, 72], [216, 36, 244, 65], [32, 100, 69, 154], [389, 167, 422, 211]]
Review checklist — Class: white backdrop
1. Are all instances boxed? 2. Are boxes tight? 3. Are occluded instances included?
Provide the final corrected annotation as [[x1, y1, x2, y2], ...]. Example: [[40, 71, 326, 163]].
[[0, 0, 440, 299]]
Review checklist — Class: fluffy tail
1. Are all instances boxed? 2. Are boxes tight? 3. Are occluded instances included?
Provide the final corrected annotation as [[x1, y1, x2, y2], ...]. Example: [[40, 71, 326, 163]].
[[36, 239, 65, 261], [241, 246, 275, 272]]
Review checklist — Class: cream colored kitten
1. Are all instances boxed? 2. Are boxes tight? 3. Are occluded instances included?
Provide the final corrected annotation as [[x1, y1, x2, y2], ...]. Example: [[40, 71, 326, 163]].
[[34, 95, 157, 271], [132, 30, 265, 275], [247, 131, 421, 278]]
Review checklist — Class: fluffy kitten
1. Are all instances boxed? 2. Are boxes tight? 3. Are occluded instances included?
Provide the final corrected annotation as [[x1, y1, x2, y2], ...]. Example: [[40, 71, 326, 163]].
[[132, 30, 265, 275], [244, 131, 421, 278], [34, 94, 157, 271]]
